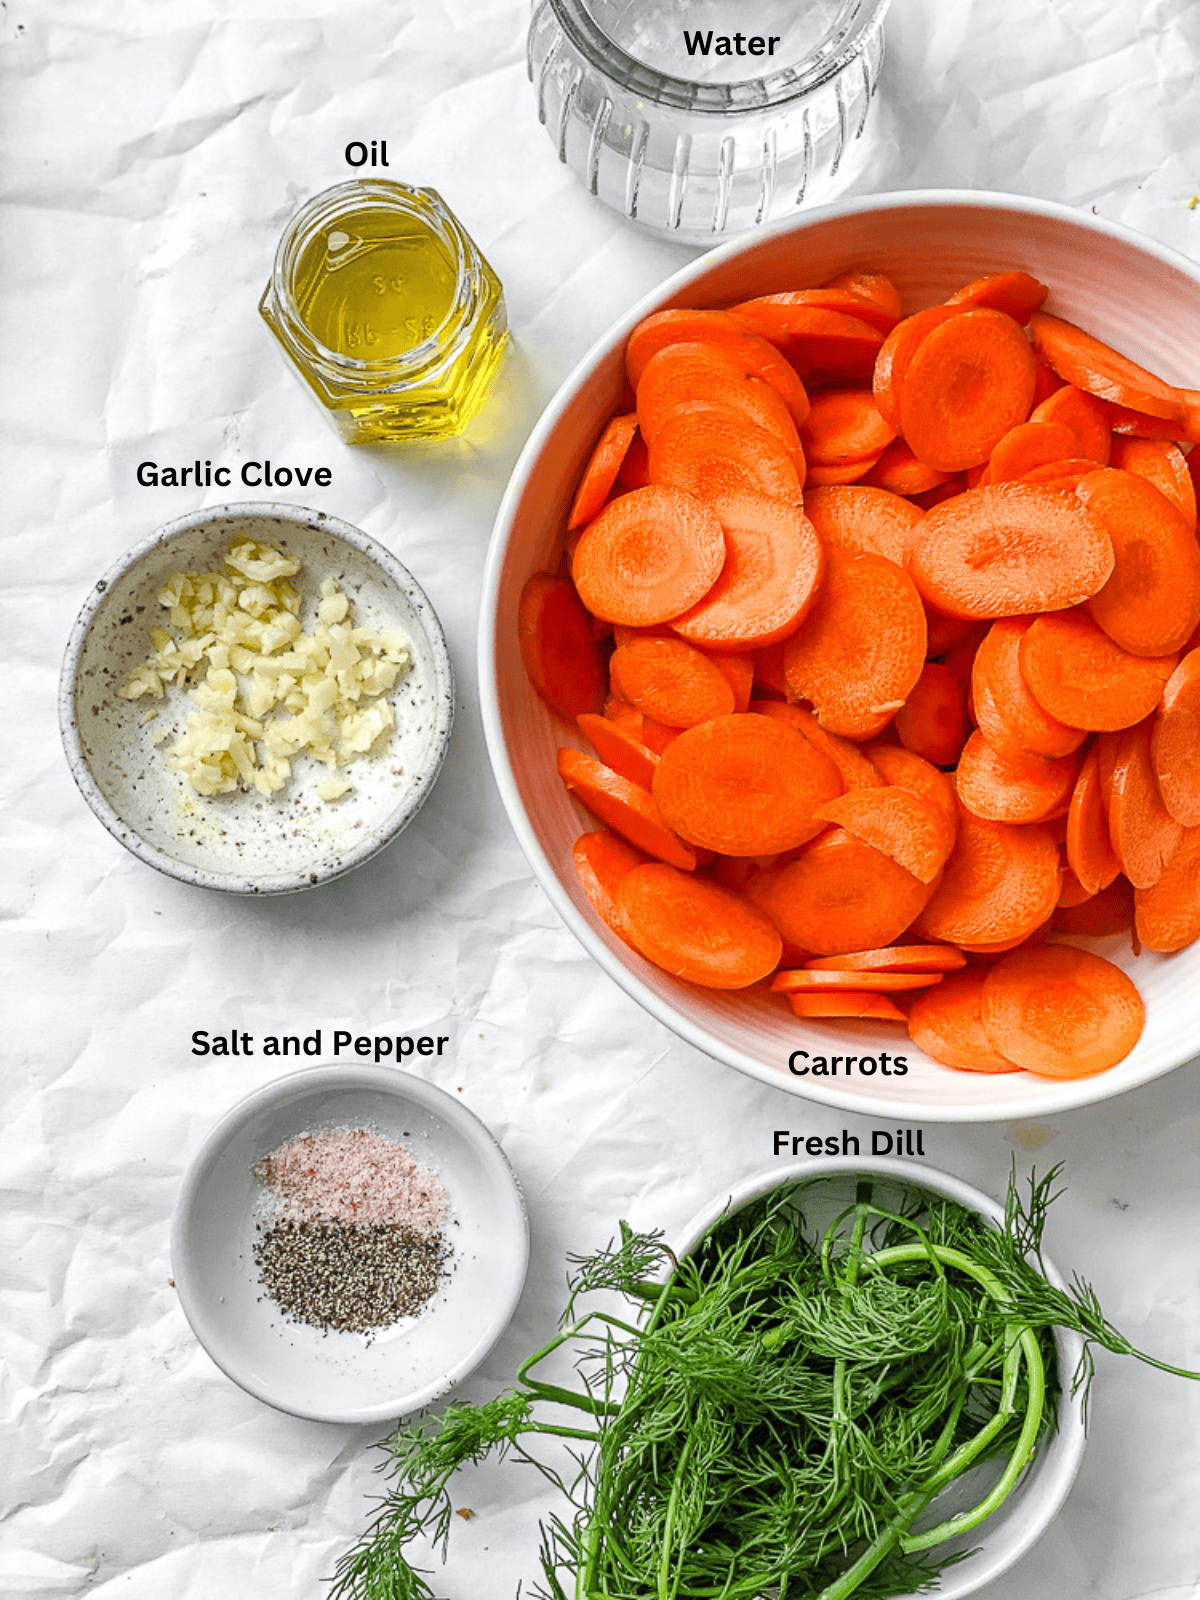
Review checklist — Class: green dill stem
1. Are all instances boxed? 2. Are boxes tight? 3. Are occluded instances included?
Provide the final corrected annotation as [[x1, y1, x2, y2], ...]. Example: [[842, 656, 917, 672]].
[[657, 1432, 693, 1600]]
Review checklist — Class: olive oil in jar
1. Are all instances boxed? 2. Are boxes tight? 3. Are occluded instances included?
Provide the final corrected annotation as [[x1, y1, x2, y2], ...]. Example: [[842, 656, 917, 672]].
[[260, 181, 507, 444]]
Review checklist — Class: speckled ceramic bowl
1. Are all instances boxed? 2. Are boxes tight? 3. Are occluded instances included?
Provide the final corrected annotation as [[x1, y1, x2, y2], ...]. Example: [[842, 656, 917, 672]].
[[61, 503, 454, 894], [172, 1064, 529, 1424]]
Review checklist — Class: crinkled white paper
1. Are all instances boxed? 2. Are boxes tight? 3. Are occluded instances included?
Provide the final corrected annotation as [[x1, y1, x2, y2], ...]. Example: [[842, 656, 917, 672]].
[[3, 1, 1200, 1596]]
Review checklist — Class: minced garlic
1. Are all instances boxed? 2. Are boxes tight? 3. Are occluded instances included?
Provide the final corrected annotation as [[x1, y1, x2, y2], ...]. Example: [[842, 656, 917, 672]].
[[118, 540, 410, 801]]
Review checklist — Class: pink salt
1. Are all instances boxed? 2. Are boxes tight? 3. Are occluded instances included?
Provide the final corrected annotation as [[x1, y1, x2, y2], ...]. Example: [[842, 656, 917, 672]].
[[255, 1128, 448, 1232]]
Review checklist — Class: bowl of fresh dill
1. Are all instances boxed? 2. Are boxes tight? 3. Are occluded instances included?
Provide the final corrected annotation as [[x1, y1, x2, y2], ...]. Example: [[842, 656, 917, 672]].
[[331, 1159, 1200, 1599]]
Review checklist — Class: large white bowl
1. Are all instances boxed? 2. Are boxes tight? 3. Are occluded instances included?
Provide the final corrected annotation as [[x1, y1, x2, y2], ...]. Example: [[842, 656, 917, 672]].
[[671, 1158, 1087, 1598], [480, 190, 1200, 1121]]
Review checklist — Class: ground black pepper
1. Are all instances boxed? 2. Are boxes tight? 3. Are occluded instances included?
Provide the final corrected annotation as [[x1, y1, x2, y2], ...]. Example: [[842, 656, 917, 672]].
[[253, 1218, 450, 1336]]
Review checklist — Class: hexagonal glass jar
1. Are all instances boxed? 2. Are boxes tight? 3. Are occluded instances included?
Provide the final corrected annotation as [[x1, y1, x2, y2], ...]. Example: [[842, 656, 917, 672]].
[[260, 181, 507, 443]]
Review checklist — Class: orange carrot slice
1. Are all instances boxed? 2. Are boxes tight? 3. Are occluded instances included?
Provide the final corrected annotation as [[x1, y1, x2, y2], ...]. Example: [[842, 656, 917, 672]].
[[1066, 745, 1121, 895], [648, 409, 805, 504], [1029, 311, 1189, 421], [985, 421, 1080, 484], [946, 270, 1048, 323], [1134, 825, 1200, 951], [518, 572, 607, 718], [572, 485, 726, 627], [900, 309, 1037, 472], [813, 785, 954, 883], [568, 414, 639, 530], [913, 809, 1061, 947], [908, 484, 1113, 619], [894, 661, 970, 768], [1106, 717, 1184, 889], [1076, 469, 1200, 656], [771, 968, 943, 993], [753, 829, 933, 956], [971, 618, 1087, 760], [806, 944, 968, 973], [821, 268, 903, 325], [754, 700, 883, 791], [907, 967, 1023, 1073], [706, 649, 754, 713], [1101, 399, 1200, 445], [557, 748, 696, 869], [872, 306, 963, 432], [576, 713, 659, 790], [615, 863, 782, 988], [609, 637, 736, 729], [1030, 384, 1112, 463], [804, 457, 882, 487], [624, 310, 810, 426], [784, 549, 927, 740], [636, 342, 802, 455], [862, 438, 953, 496], [1109, 437, 1196, 525], [1152, 649, 1200, 825], [652, 712, 842, 856], [980, 945, 1144, 1077], [1019, 609, 1178, 731], [801, 388, 896, 468], [803, 484, 923, 565], [573, 830, 650, 934], [787, 992, 908, 1021], [865, 744, 959, 842], [955, 731, 1082, 825], [670, 493, 823, 651]]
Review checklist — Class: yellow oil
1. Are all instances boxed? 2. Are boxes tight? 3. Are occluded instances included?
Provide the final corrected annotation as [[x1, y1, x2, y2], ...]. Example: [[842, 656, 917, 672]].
[[293, 210, 459, 362]]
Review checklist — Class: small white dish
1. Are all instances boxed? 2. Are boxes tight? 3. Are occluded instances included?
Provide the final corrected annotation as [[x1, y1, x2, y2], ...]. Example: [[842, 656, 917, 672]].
[[171, 1064, 529, 1424], [673, 1158, 1087, 1598], [61, 502, 455, 894]]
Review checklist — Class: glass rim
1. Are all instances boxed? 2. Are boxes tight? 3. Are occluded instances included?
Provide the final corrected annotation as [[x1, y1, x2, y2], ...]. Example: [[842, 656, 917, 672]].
[[267, 180, 477, 383], [546, 0, 890, 111]]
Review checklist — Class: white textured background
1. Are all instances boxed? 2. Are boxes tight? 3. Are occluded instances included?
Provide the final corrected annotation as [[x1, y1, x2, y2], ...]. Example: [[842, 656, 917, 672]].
[[3, 2, 1200, 1596]]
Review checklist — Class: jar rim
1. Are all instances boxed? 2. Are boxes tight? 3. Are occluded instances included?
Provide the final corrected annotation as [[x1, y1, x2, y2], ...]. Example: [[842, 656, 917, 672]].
[[546, 0, 890, 111], [268, 180, 476, 381]]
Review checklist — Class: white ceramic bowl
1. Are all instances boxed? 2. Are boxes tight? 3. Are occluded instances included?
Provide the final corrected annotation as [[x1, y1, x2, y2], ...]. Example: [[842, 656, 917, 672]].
[[171, 1064, 529, 1424], [61, 502, 455, 894], [480, 189, 1200, 1121], [672, 1157, 1087, 1597]]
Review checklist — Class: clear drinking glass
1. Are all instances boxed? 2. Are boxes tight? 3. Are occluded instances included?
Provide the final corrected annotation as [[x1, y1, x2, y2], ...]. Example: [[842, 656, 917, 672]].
[[527, 0, 891, 243]]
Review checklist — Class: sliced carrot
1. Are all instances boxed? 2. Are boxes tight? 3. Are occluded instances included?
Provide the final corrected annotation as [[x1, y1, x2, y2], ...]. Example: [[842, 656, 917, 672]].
[[803, 484, 923, 566], [872, 306, 962, 433], [821, 268, 903, 326], [1101, 399, 1200, 445], [1017, 459, 1098, 491], [913, 809, 1061, 947], [801, 389, 896, 468], [813, 785, 954, 883], [861, 438, 953, 496], [1032, 360, 1067, 407], [986, 421, 1081, 484], [1019, 608, 1179, 731], [894, 661, 970, 768], [784, 549, 926, 740], [864, 743, 959, 841], [557, 748, 696, 870], [706, 649, 754, 712], [804, 457, 882, 487], [738, 306, 885, 388], [1052, 874, 1135, 937], [787, 992, 908, 1021], [753, 699, 883, 791], [518, 572, 607, 718], [648, 409, 804, 504], [577, 712, 659, 790], [955, 730, 1082, 824], [572, 485, 726, 626], [642, 717, 682, 755], [806, 944, 967, 973], [906, 967, 1023, 1073], [625, 309, 810, 426], [1106, 717, 1184, 889], [907, 484, 1114, 619], [1134, 825, 1200, 951], [946, 270, 1048, 323], [1153, 649, 1200, 824], [1076, 469, 1200, 656], [1029, 312, 1189, 421], [636, 342, 803, 455], [1030, 384, 1112, 464], [670, 493, 823, 651], [1066, 745, 1121, 895], [1056, 866, 1096, 909], [980, 944, 1144, 1077], [609, 637, 735, 729], [1109, 437, 1196, 525], [752, 828, 932, 956], [733, 292, 893, 338], [616, 430, 650, 490], [604, 694, 643, 731], [568, 414, 639, 530], [971, 618, 1087, 760], [771, 968, 942, 993], [573, 830, 650, 935], [900, 309, 1037, 472], [651, 712, 842, 856], [615, 863, 782, 988]]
